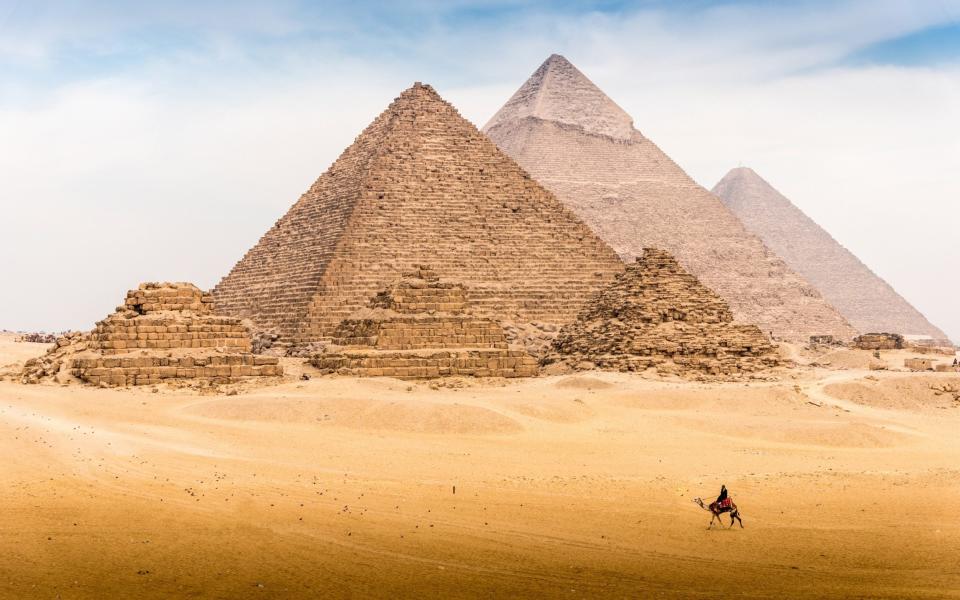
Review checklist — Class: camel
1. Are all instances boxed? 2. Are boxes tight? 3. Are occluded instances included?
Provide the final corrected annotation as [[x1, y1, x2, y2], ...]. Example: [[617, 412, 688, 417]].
[[693, 497, 743, 529]]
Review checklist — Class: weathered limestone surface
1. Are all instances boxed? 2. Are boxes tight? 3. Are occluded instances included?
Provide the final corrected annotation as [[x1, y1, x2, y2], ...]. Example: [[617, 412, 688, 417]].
[[483, 54, 855, 342], [312, 267, 538, 379], [214, 83, 624, 346], [712, 167, 950, 344], [550, 249, 781, 377], [22, 283, 281, 386]]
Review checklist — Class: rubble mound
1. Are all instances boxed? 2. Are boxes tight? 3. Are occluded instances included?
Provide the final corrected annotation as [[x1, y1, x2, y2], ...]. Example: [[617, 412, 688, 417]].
[[15, 332, 60, 344], [550, 249, 781, 377], [22, 283, 282, 386], [19, 331, 90, 382], [311, 267, 538, 379]]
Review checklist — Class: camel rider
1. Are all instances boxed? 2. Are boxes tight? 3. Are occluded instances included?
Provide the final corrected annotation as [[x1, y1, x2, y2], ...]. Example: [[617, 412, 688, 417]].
[[716, 485, 728, 507]]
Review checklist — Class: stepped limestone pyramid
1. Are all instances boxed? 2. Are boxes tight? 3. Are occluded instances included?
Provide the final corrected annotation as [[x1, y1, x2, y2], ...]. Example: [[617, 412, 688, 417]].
[[22, 283, 282, 386], [214, 83, 624, 345], [311, 265, 538, 378], [483, 54, 856, 342], [552, 248, 781, 377], [712, 167, 950, 343]]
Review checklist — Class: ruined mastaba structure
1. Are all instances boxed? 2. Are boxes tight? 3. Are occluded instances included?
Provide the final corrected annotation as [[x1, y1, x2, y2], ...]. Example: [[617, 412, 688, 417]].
[[23, 283, 282, 386], [712, 167, 950, 344], [853, 332, 904, 351], [312, 266, 538, 379], [214, 83, 624, 347], [551, 249, 781, 376], [483, 54, 855, 342]]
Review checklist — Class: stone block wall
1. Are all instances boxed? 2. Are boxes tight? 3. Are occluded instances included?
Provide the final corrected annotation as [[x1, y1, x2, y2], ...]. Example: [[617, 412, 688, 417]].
[[854, 333, 904, 350], [89, 317, 252, 353], [904, 358, 934, 371], [71, 355, 281, 386], [331, 316, 507, 350], [125, 282, 214, 315], [312, 349, 537, 379]]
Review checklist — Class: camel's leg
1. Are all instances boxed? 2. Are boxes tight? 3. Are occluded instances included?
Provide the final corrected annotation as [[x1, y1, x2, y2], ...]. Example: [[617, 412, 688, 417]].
[[733, 511, 743, 528]]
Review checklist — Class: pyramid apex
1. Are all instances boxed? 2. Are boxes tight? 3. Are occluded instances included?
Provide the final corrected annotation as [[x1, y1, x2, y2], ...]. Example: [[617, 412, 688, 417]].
[[402, 81, 438, 95], [714, 166, 771, 193], [726, 165, 761, 178], [391, 82, 451, 111], [484, 54, 635, 140]]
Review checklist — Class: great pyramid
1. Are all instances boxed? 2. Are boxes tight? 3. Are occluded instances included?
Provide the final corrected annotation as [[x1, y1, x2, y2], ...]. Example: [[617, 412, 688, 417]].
[[214, 83, 624, 346], [551, 248, 781, 376], [712, 167, 950, 343], [483, 54, 856, 342]]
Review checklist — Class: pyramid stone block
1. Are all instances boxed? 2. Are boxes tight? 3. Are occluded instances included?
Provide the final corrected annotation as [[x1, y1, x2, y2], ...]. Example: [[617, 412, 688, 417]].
[[214, 83, 625, 347], [712, 167, 950, 344], [483, 55, 856, 342], [551, 248, 781, 376]]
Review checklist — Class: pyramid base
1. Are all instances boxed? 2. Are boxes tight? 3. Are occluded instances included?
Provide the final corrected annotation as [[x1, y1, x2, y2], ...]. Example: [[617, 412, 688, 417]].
[[70, 353, 283, 387], [555, 352, 781, 378], [311, 348, 538, 379]]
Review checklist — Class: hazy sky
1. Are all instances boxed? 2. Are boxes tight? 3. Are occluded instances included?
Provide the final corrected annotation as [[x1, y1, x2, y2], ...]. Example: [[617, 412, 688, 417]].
[[1, 0, 958, 342]]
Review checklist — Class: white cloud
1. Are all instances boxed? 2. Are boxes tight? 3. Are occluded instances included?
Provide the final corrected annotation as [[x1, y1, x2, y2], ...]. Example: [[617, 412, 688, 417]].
[[1, 1, 958, 341]]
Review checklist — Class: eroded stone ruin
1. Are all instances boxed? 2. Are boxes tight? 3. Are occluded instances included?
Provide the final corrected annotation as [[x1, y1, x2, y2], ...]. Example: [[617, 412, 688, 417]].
[[550, 248, 781, 377], [483, 54, 855, 342], [22, 283, 282, 386], [214, 82, 624, 351], [311, 266, 538, 379], [853, 333, 904, 351]]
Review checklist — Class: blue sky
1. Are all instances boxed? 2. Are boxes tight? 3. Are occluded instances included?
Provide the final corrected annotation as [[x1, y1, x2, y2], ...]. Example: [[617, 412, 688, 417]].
[[850, 20, 960, 65], [3, 1, 958, 89], [1, 0, 958, 341]]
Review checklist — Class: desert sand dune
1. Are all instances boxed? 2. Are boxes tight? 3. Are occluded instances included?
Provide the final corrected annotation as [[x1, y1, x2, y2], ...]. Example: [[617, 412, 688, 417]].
[[1, 335, 958, 598]]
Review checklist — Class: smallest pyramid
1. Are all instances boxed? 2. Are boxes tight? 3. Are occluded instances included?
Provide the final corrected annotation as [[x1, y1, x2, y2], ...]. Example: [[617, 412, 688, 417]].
[[551, 249, 781, 377], [311, 266, 538, 379], [22, 283, 282, 386], [712, 166, 950, 343]]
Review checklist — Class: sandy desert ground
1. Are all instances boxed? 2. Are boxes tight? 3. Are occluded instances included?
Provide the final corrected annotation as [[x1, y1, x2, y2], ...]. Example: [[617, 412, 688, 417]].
[[0, 333, 958, 599]]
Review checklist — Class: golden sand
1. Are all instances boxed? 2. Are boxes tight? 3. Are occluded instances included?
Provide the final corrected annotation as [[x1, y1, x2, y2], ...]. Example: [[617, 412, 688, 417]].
[[1, 334, 958, 598]]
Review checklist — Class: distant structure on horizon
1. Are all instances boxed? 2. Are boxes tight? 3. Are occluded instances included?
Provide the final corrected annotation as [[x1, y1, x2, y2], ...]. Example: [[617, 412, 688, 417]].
[[213, 82, 624, 346], [712, 167, 950, 344], [483, 54, 856, 342]]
